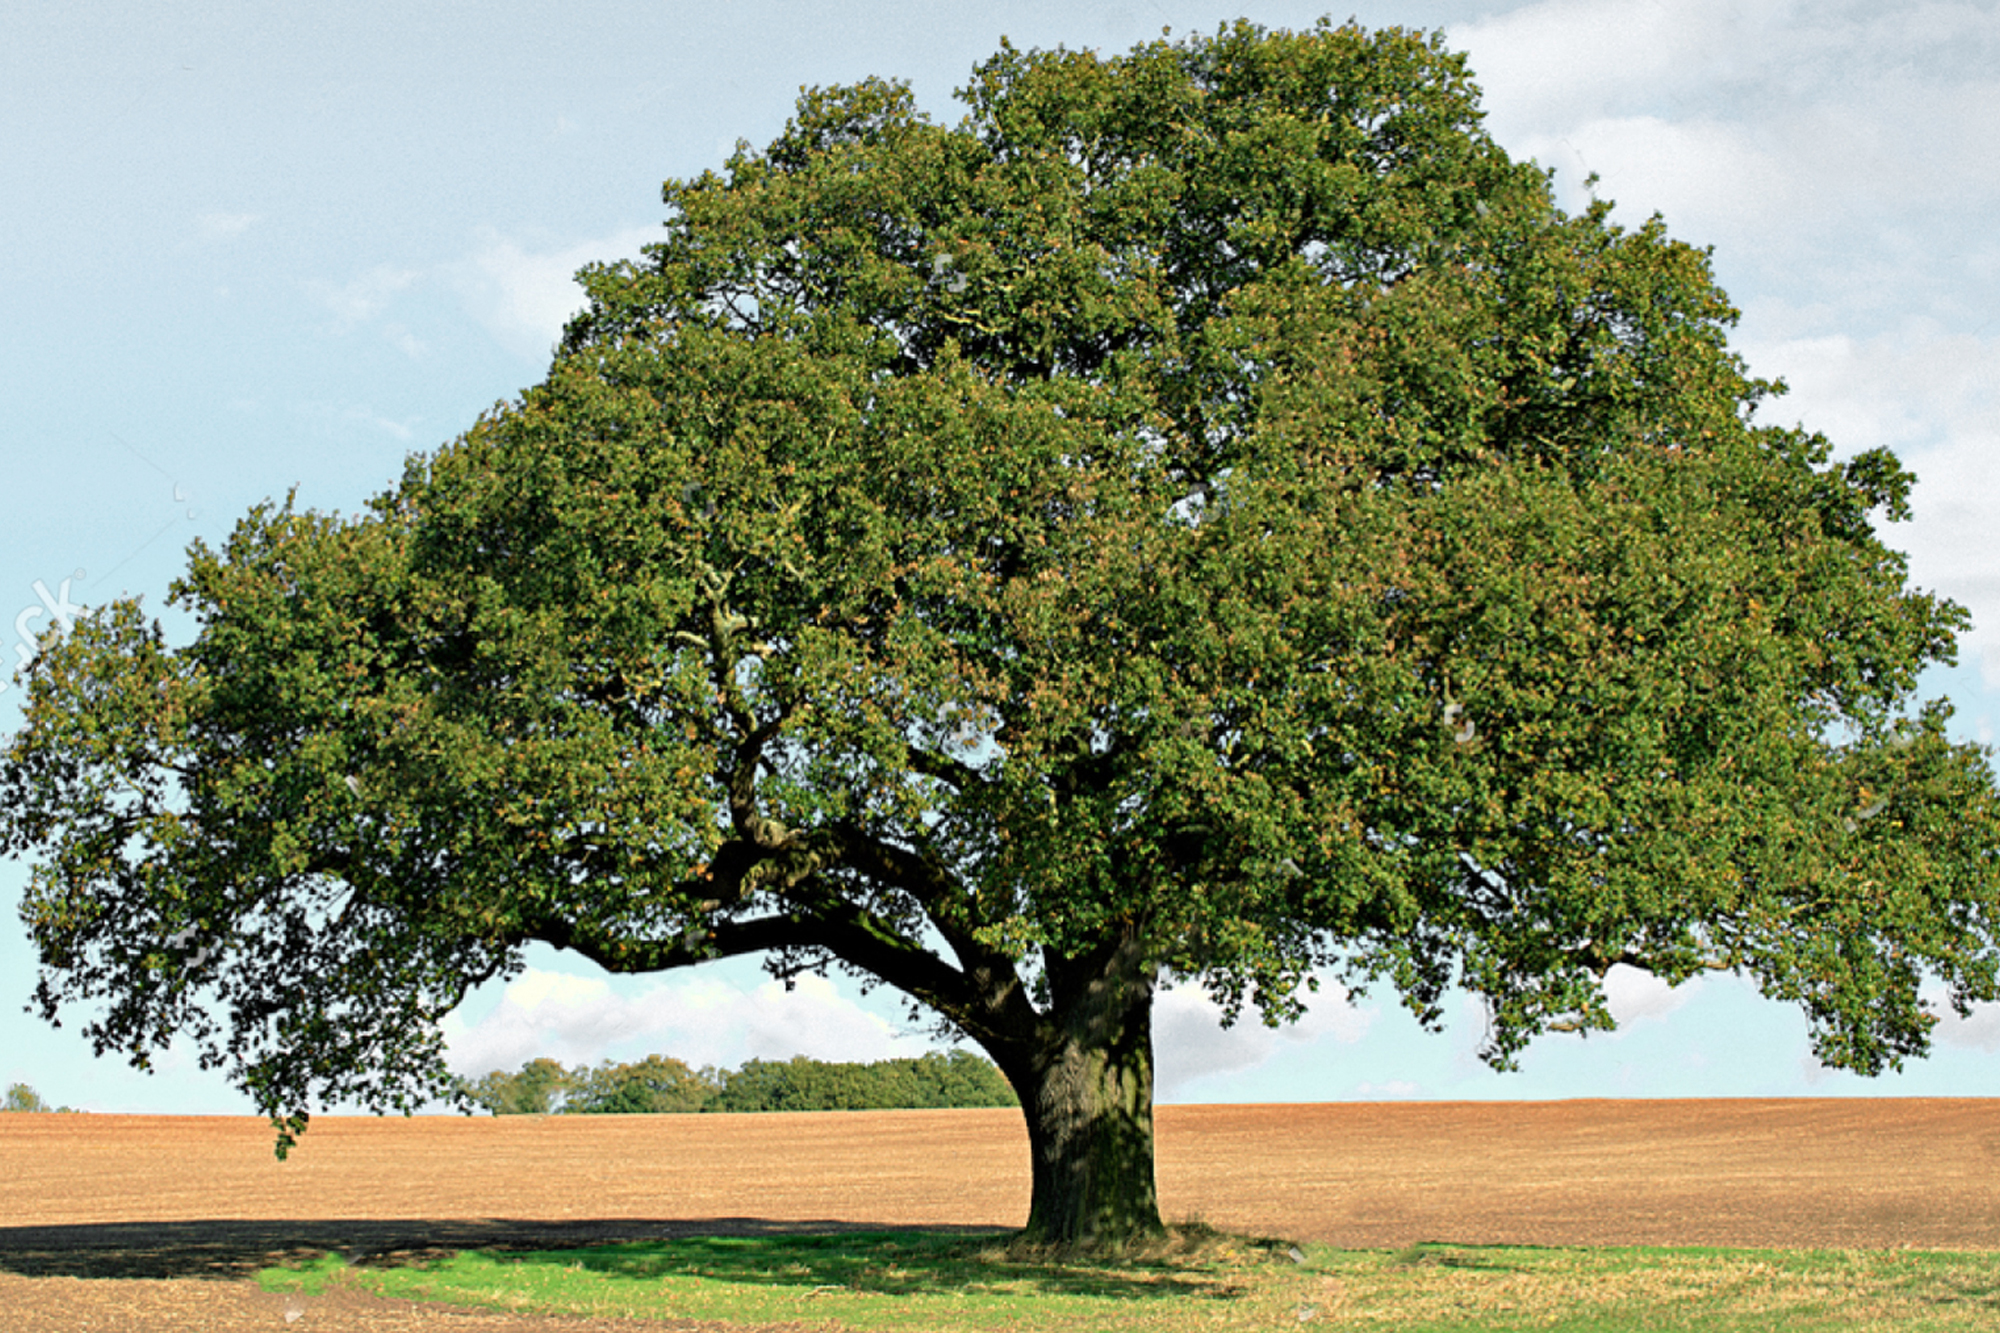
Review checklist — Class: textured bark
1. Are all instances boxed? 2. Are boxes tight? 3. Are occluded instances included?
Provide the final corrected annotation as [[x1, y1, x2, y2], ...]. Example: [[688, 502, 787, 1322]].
[[1005, 939, 1165, 1248]]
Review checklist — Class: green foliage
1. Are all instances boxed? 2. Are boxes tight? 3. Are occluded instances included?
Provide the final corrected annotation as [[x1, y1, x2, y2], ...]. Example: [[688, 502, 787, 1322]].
[[461, 1050, 1016, 1114], [2, 1082, 52, 1113], [565, 1053, 720, 1114], [710, 1050, 1019, 1112], [462, 1056, 572, 1115], [5, 17, 1999, 1236]]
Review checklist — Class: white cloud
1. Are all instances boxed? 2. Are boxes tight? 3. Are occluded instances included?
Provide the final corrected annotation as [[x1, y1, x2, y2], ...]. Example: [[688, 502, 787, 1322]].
[[1934, 1007, 2000, 1052], [1868, 441, 2000, 686], [1927, 989, 2000, 1053], [1449, 0, 1784, 132], [1455, 0, 2000, 154], [1153, 976, 1374, 1099], [1518, 115, 1797, 242], [300, 225, 653, 362], [505, 968, 609, 1013], [452, 964, 1377, 1100], [1485, 79, 1985, 297], [441, 964, 936, 1077], [1454, 1, 2000, 327], [1734, 316, 2000, 683], [1602, 963, 1700, 1027], [450, 225, 657, 363]]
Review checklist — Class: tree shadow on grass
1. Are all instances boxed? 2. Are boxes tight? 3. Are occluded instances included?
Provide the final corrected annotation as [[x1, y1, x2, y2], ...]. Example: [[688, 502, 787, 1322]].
[[0, 1217, 993, 1282], [1386, 1242, 1536, 1272], [0, 1218, 1273, 1302], [486, 1228, 1262, 1302]]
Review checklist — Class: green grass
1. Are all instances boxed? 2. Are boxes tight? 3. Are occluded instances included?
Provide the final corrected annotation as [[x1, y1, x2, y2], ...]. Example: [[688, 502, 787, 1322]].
[[257, 1230, 2000, 1331]]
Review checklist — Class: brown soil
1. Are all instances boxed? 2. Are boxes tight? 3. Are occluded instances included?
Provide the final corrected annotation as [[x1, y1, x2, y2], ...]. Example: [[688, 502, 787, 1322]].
[[2, 1099, 1995, 1329]]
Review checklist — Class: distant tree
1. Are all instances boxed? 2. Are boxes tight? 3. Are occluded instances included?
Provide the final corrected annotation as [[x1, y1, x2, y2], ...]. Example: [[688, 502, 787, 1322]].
[[711, 1057, 824, 1113], [6, 18, 2000, 1248], [913, 1050, 1017, 1109], [463, 1057, 571, 1115], [709, 1051, 1017, 1112], [565, 1054, 719, 1113], [3, 1083, 51, 1113]]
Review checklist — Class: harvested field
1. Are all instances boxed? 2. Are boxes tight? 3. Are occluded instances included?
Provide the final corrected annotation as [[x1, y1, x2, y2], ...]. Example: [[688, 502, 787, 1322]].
[[2, 1099, 1996, 1329]]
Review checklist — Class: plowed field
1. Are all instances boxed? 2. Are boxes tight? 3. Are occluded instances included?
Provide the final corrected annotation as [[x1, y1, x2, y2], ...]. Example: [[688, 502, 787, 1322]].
[[3, 1099, 1996, 1330]]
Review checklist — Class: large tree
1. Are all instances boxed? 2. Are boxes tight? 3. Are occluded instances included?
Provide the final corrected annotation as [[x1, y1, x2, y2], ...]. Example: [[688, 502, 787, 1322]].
[[5, 20, 1999, 1247]]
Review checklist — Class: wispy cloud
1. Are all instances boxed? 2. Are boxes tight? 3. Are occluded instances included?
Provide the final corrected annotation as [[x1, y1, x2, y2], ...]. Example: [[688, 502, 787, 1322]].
[[294, 226, 657, 366], [196, 211, 260, 240], [1353, 1079, 1422, 1098], [343, 404, 417, 441], [305, 264, 422, 331], [383, 325, 427, 360], [449, 225, 657, 364], [291, 400, 423, 443]]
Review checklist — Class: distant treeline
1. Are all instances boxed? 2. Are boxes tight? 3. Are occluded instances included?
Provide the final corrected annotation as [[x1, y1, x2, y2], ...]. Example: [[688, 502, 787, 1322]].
[[460, 1050, 1018, 1116]]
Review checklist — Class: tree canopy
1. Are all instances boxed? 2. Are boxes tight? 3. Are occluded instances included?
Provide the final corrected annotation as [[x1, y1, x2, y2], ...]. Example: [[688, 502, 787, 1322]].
[[562, 1054, 716, 1115], [463, 1057, 573, 1116], [5, 18, 1999, 1247], [2, 1083, 54, 1114]]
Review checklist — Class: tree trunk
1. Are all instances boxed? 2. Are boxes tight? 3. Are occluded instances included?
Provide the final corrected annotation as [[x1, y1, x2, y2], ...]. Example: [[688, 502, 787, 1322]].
[[1001, 939, 1165, 1249]]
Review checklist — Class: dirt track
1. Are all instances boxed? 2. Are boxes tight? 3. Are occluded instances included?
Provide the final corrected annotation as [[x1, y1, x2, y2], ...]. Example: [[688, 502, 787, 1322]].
[[3, 1099, 1997, 1329]]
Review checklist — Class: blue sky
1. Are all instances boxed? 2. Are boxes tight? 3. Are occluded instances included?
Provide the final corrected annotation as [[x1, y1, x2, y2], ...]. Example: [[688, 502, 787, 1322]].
[[4, 0, 1997, 1113]]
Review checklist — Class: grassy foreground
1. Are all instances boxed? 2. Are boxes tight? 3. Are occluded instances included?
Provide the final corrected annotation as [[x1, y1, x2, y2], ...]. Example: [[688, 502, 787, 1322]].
[[259, 1229, 2000, 1331]]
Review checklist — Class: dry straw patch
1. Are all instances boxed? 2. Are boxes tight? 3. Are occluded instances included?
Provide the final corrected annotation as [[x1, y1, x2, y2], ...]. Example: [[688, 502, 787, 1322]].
[[1296, 1245, 2000, 1332]]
